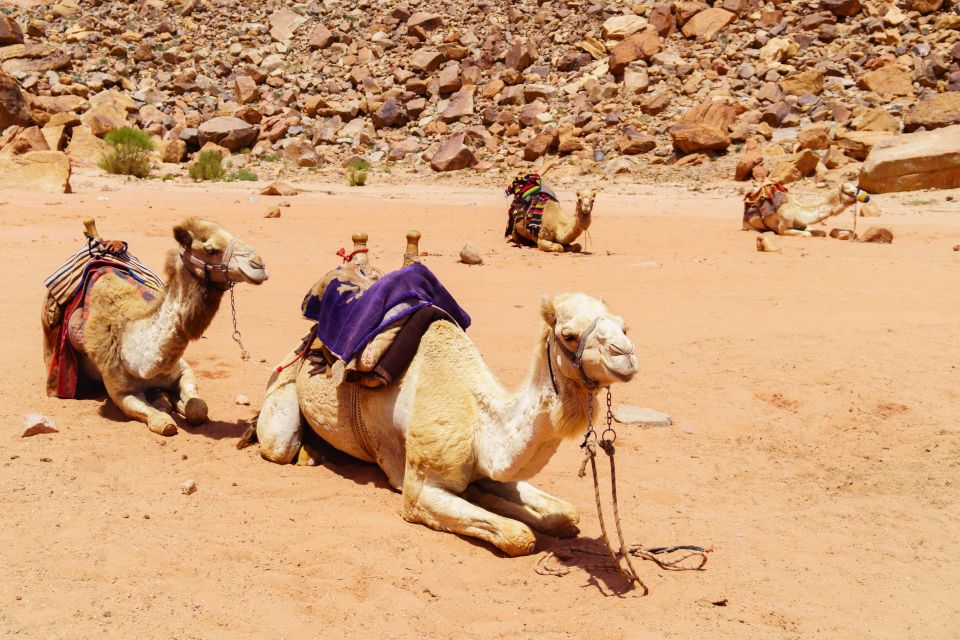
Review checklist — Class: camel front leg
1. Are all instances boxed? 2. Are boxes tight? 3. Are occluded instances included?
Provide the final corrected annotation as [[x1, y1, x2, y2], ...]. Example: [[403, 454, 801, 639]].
[[173, 359, 208, 426], [255, 350, 304, 464], [402, 473, 536, 556], [464, 479, 580, 538], [779, 228, 812, 237], [108, 388, 178, 436], [537, 238, 565, 253]]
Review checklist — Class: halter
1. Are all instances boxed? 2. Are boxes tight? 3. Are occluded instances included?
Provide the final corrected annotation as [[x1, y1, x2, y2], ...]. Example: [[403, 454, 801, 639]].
[[546, 316, 602, 394], [178, 238, 237, 291]]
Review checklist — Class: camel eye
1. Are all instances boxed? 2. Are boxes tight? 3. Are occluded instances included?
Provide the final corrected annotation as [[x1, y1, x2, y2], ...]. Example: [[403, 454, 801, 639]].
[[561, 332, 576, 342], [206, 246, 222, 255]]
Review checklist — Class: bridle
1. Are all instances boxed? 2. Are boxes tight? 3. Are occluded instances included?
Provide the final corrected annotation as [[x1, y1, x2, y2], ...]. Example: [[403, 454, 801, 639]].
[[178, 238, 237, 291], [546, 317, 602, 394]]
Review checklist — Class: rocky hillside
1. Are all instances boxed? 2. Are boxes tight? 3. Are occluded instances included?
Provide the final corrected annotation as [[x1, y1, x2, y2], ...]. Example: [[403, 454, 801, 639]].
[[1, 0, 959, 186]]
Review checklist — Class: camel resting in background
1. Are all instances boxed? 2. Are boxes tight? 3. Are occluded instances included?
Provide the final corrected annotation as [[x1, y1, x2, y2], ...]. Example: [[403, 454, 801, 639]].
[[42, 218, 268, 435], [254, 274, 638, 556], [512, 189, 597, 252], [743, 181, 871, 237]]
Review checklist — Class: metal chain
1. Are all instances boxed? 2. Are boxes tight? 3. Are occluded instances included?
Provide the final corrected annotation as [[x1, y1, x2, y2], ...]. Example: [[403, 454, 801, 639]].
[[229, 285, 273, 372]]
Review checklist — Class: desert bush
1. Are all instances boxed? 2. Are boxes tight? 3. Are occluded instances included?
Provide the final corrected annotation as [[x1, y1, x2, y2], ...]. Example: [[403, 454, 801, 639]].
[[226, 168, 258, 182], [189, 150, 225, 181], [98, 127, 156, 178], [347, 159, 369, 187]]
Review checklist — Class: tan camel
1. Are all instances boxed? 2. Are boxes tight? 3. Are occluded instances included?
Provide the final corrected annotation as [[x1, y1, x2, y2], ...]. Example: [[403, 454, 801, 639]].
[[743, 181, 871, 237], [47, 218, 268, 435], [254, 288, 638, 556], [512, 189, 597, 252]]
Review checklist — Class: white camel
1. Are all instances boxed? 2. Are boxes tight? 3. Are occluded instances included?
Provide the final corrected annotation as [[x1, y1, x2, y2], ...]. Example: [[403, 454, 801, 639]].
[[743, 181, 870, 237], [254, 290, 638, 556], [42, 218, 268, 435]]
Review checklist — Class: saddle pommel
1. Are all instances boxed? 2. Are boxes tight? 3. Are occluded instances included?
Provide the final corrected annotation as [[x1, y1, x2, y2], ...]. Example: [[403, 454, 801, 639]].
[[403, 230, 421, 266], [82, 218, 100, 241], [350, 232, 369, 265]]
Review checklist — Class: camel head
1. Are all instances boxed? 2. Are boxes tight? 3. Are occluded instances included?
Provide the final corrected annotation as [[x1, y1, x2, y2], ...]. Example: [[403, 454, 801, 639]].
[[173, 217, 268, 288], [575, 189, 596, 223], [841, 182, 870, 204], [541, 293, 638, 389]]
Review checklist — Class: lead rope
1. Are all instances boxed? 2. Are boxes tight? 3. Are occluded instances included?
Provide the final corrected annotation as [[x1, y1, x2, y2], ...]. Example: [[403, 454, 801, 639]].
[[537, 388, 709, 592], [229, 285, 274, 372]]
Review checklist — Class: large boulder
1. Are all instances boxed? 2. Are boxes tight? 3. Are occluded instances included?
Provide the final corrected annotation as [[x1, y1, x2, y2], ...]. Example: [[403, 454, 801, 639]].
[[858, 65, 913, 97], [0, 69, 32, 131], [608, 29, 662, 75], [903, 92, 960, 133], [778, 69, 824, 96], [669, 98, 738, 153], [0, 14, 24, 45], [859, 124, 960, 193], [0, 150, 71, 193], [197, 116, 259, 151], [66, 125, 109, 167], [430, 133, 476, 171]]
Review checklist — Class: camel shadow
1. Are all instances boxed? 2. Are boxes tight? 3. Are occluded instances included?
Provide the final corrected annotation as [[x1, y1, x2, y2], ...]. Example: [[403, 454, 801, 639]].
[[310, 436, 395, 492], [535, 535, 643, 596]]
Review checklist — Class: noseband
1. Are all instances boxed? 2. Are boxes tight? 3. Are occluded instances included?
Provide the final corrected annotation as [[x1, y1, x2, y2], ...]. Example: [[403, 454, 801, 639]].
[[546, 317, 602, 394], [179, 238, 237, 291]]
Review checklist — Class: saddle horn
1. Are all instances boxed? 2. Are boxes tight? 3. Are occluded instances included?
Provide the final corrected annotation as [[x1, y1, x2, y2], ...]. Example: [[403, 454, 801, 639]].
[[350, 232, 369, 266], [403, 230, 421, 267], [82, 218, 101, 242]]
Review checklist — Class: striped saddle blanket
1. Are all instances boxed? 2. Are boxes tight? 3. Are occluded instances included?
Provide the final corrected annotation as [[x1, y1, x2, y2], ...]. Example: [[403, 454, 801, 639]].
[[44, 239, 164, 305], [505, 173, 558, 239]]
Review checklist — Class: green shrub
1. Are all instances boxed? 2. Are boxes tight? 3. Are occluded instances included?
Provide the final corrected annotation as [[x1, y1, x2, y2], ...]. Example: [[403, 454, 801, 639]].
[[226, 168, 258, 182], [262, 153, 279, 162], [98, 127, 156, 178], [347, 159, 369, 187], [189, 150, 225, 181]]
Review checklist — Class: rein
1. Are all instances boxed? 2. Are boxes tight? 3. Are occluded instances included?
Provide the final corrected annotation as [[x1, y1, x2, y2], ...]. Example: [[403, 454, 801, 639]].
[[179, 238, 236, 291]]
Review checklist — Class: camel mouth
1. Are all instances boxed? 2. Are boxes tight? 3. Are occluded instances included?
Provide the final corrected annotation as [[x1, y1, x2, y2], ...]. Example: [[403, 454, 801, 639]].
[[238, 263, 269, 285], [601, 354, 638, 383]]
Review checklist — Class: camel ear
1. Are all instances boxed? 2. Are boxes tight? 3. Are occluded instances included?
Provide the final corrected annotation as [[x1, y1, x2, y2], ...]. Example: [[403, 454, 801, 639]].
[[173, 223, 193, 247], [540, 295, 557, 326]]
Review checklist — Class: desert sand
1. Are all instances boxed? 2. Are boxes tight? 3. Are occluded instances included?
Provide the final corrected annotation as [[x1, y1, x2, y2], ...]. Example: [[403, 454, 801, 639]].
[[2, 174, 959, 639]]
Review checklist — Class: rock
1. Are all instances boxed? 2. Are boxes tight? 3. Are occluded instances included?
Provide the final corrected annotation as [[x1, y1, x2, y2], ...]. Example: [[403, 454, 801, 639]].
[[66, 126, 109, 167], [261, 181, 298, 196], [680, 8, 736, 42], [235, 395, 251, 406], [234, 75, 258, 105], [648, 4, 676, 36], [723, 0, 760, 15], [623, 65, 649, 95], [858, 66, 913, 97], [859, 125, 960, 194], [836, 129, 895, 161], [798, 122, 832, 150], [779, 69, 824, 96], [821, 0, 861, 16], [735, 140, 763, 180], [459, 243, 483, 265], [612, 405, 672, 427], [617, 132, 656, 155], [1, 125, 49, 156], [41, 125, 65, 151], [1, 69, 33, 131], [407, 12, 443, 30], [756, 234, 780, 253], [858, 227, 893, 244], [903, 92, 960, 133], [0, 14, 24, 46], [505, 39, 537, 72], [180, 480, 197, 495], [608, 29, 662, 75], [159, 139, 186, 163], [268, 9, 307, 42], [852, 108, 900, 134], [264, 207, 281, 218], [759, 37, 799, 64], [907, 0, 942, 13], [829, 228, 855, 240], [372, 98, 408, 129], [81, 102, 128, 138], [0, 150, 70, 193], [431, 133, 476, 172], [441, 86, 475, 123], [410, 49, 444, 73], [308, 25, 334, 50], [770, 149, 820, 183], [670, 124, 729, 154], [21, 413, 58, 437], [602, 15, 649, 40], [198, 117, 258, 151], [524, 127, 559, 160]]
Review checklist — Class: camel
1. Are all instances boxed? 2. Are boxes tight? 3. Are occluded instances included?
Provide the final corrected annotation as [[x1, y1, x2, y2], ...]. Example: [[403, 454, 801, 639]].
[[43, 218, 268, 435], [254, 269, 638, 556], [742, 181, 871, 237], [509, 188, 597, 253]]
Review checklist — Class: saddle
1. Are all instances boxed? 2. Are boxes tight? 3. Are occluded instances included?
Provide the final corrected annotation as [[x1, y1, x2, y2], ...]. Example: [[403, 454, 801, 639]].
[[742, 180, 789, 230], [297, 233, 471, 389], [504, 173, 559, 242]]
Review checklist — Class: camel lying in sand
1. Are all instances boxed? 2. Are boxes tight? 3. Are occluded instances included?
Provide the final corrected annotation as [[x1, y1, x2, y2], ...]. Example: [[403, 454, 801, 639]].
[[254, 258, 637, 556], [509, 187, 597, 253], [43, 218, 267, 435], [743, 181, 871, 237]]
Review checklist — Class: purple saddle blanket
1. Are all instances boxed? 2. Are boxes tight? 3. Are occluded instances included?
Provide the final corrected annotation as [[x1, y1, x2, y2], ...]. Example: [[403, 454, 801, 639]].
[[302, 262, 471, 362]]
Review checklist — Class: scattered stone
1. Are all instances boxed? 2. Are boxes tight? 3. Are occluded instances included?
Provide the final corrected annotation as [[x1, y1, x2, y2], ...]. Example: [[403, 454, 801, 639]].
[[681, 8, 736, 42], [21, 414, 58, 437], [858, 66, 914, 98], [829, 228, 855, 240], [198, 117, 258, 152], [756, 234, 780, 253], [430, 133, 476, 172], [858, 227, 893, 243], [459, 243, 483, 265], [261, 181, 298, 196], [180, 480, 197, 496], [612, 405, 673, 427]]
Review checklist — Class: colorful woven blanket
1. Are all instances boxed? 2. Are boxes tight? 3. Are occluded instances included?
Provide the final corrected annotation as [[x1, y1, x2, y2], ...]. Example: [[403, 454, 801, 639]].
[[44, 239, 163, 305], [505, 173, 558, 238], [302, 262, 471, 364], [45, 261, 161, 398]]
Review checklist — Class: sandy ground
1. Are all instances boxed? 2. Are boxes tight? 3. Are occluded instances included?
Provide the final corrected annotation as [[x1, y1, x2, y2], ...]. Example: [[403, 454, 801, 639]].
[[1, 174, 958, 639]]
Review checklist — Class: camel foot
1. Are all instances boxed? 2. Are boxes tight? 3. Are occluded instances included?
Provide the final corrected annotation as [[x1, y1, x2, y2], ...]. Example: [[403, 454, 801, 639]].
[[184, 398, 208, 426], [566, 243, 582, 253], [148, 414, 178, 436], [500, 523, 537, 557], [294, 443, 323, 466]]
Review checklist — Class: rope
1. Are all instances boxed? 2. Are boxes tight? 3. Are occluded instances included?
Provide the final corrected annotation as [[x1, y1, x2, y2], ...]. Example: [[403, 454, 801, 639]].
[[537, 388, 709, 592], [336, 246, 369, 263]]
